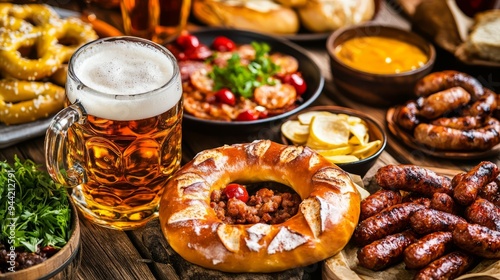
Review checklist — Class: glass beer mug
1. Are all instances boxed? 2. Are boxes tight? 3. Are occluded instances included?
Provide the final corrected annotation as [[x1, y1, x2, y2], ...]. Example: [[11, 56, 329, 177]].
[[45, 36, 183, 230]]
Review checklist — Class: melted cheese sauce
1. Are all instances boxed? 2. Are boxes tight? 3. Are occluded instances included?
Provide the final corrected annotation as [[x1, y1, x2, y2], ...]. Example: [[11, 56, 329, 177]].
[[334, 36, 428, 74]]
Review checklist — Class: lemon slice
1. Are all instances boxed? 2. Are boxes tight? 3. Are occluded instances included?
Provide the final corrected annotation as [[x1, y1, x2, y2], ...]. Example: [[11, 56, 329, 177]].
[[309, 115, 350, 148], [351, 140, 382, 159], [281, 120, 309, 144], [297, 111, 334, 125], [323, 155, 360, 164]]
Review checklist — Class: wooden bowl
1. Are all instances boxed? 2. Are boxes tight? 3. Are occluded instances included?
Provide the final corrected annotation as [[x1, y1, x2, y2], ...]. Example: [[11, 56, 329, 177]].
[[281, 105, 387, 177], [326, 24, 436, 107], [2, 200, 81, 280]]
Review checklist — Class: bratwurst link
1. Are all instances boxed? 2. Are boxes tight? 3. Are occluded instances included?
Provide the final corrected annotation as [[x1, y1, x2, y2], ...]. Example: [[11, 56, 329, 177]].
[[359, 189, 402, 221], [413, 251, 474, 280], [403, 231, 453, 269], [453, 161, 499, 206], [418, 87, 471, 119], [452, 222, 500, 259], [414, 70, 485, 100], [375, 165, 452, 196]]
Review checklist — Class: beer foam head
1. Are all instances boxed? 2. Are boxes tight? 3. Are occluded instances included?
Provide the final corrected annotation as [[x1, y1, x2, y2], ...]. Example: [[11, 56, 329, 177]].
[[67, 37, 182, 121]]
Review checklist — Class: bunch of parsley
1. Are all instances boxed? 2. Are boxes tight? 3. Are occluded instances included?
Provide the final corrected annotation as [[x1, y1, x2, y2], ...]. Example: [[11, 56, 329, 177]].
[[209, 41, 281, 98], [0, 156, 71, 253]]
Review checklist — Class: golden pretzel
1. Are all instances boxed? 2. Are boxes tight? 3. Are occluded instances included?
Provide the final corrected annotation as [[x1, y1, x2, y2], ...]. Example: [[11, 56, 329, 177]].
[[0, 79, 65, 125]]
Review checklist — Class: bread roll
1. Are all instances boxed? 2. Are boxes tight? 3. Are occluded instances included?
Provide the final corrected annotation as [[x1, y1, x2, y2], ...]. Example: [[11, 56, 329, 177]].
[[192, 0, 300, 34], [297, 0, 375, 33], [465, 10, 500, 62]]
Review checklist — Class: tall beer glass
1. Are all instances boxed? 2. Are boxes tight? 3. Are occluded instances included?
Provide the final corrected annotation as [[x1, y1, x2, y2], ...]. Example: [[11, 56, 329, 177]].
[[45, 36, 183, 230], [120, 0, 191, 45]]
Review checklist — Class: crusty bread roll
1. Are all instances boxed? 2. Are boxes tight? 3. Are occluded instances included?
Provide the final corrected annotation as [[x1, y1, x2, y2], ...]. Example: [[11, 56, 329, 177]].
[[465, 10, 500, 62], [297, 0, 375, 33], [192, 0, 300, 34], [159, 140, 361, 272]]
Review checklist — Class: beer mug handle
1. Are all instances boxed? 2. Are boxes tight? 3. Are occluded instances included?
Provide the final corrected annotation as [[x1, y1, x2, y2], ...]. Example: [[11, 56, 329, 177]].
[[45, 103, 86, 187]]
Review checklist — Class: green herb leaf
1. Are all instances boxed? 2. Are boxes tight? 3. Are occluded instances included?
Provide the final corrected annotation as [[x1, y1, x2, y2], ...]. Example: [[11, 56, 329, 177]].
[[209, 42, 280, 98], [0, 156, 71, 252]]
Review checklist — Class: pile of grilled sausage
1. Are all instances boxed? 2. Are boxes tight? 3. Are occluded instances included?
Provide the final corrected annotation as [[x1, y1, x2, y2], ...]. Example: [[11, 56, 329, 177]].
[[396, 70, 500, 151], [353, 162, 500, 279]]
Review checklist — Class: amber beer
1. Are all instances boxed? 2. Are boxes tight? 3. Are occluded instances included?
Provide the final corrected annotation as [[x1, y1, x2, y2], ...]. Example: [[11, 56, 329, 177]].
[[45, 37, 182, 230], [120, 0, 191, 45]]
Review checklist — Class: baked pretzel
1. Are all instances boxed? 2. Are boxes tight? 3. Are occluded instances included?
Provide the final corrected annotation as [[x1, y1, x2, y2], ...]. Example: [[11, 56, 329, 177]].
[[0, 4, 98, 81], [0, 79, 65, 125], [159, 140, 361, 272]]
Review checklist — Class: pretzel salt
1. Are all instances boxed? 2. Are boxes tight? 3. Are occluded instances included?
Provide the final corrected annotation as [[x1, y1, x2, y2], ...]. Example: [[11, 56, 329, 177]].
[[159, 140, 361, 272], [0, 79, 65, 125]]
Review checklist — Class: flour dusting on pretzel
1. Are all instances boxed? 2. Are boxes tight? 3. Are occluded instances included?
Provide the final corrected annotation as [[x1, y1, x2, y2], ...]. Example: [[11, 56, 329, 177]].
[[159, 140, 361, 272]]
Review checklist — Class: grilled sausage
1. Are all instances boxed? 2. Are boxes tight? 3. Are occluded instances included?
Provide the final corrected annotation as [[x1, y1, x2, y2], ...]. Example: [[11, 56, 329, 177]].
[[357, 230, 418, 271], [454, 161, 499, 205], [413, 251, 474, 280], [396, 101, 420, 131], [414, 120, 500, 151], [419, 87, 471, 119], [430, 192, 458, 214], [360, 189, 402, 221], [452, 222, 500, 258], [464, 89, 497, 117], [375, 165, 453, 196], [403, 194, 431, 208], [465, 198, 500, 231], [352, 203, 426, 246], [403, 231, 453, 269], [410, 209, 466, 235], [478, 180, 500, 207], [430, 115, 484, 130], [414, 70, 485, 101]]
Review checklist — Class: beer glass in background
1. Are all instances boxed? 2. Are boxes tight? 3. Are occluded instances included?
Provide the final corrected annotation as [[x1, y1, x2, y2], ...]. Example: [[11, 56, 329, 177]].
[[45, 36, 183, 230], [120, 0, 191, 45]]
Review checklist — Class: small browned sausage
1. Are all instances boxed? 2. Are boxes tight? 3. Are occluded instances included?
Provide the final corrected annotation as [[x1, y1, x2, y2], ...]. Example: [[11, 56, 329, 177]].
[[360, 189, 402, 221], [454, 161, 499, 205], [452, 222, 500, 258], [403, 231, 453, 269], [451, 172, 466, 188], [413, 251, 474, 280], [419, 87, 471, 119], [396, 101, 421, 131], [375, 165, 453, 196], [430, 115, 484, 130], [414, 120, 500, 151], [465, 198, 500, 231], [410, 209, 467, 235], [464, 89, 497, 117], [358, 230, 418, 271], [414, 70, 485, 100], [430, 192, 458, 214], [478, 179, 500, 207], [352, 203, 426, 246], [403, 194, 431, 208]]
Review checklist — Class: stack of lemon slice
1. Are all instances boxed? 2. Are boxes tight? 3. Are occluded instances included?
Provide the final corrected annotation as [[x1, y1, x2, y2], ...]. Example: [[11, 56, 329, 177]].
[[281, 111, 382, 164]]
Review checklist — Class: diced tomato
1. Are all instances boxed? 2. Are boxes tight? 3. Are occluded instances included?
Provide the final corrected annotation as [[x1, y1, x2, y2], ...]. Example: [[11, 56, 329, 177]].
[[184, 45, 213, 60], [215, 88, 236, 106], [212, 36, 236, 52], [236, 110, 259, 121], [223, 183, 249, 203], [282, 73, 307, 96], [176, 33, 200, 50]]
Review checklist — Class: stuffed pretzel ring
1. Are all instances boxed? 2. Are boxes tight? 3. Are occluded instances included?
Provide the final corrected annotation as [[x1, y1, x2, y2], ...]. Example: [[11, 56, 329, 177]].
[[0, 79, 65, 125], [0, 4, 98, 80], [159, 140, 361, 272]]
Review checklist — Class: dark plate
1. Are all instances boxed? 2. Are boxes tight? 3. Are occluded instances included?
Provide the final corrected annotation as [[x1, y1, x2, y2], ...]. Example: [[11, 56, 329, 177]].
[[386, 107, 500, 159], [182, 28, 324, 132]]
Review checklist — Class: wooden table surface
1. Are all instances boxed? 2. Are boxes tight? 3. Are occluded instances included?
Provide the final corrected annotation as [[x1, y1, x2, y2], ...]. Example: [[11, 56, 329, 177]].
[[1, 1, 499, 279]]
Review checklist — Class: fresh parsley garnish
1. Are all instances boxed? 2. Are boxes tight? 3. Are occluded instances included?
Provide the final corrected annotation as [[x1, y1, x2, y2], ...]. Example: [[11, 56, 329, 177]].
[[0, 156, 71, 252], [209, 41, 280, 98]]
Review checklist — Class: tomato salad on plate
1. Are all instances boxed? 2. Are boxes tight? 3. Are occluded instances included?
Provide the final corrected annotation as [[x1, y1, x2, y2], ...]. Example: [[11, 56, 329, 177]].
[[167, 32, 308, 121]]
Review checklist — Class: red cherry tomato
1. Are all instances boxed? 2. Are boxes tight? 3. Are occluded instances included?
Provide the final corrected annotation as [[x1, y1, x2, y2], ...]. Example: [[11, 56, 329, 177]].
[[184, 45, 213, 60], [282, 73, 307, 96], [236, 110, 259, 121], [212, 36, 236, 52], [215, 88, 236, 106], [223, 183, 249, 203], [176, 33, 200, 50]]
